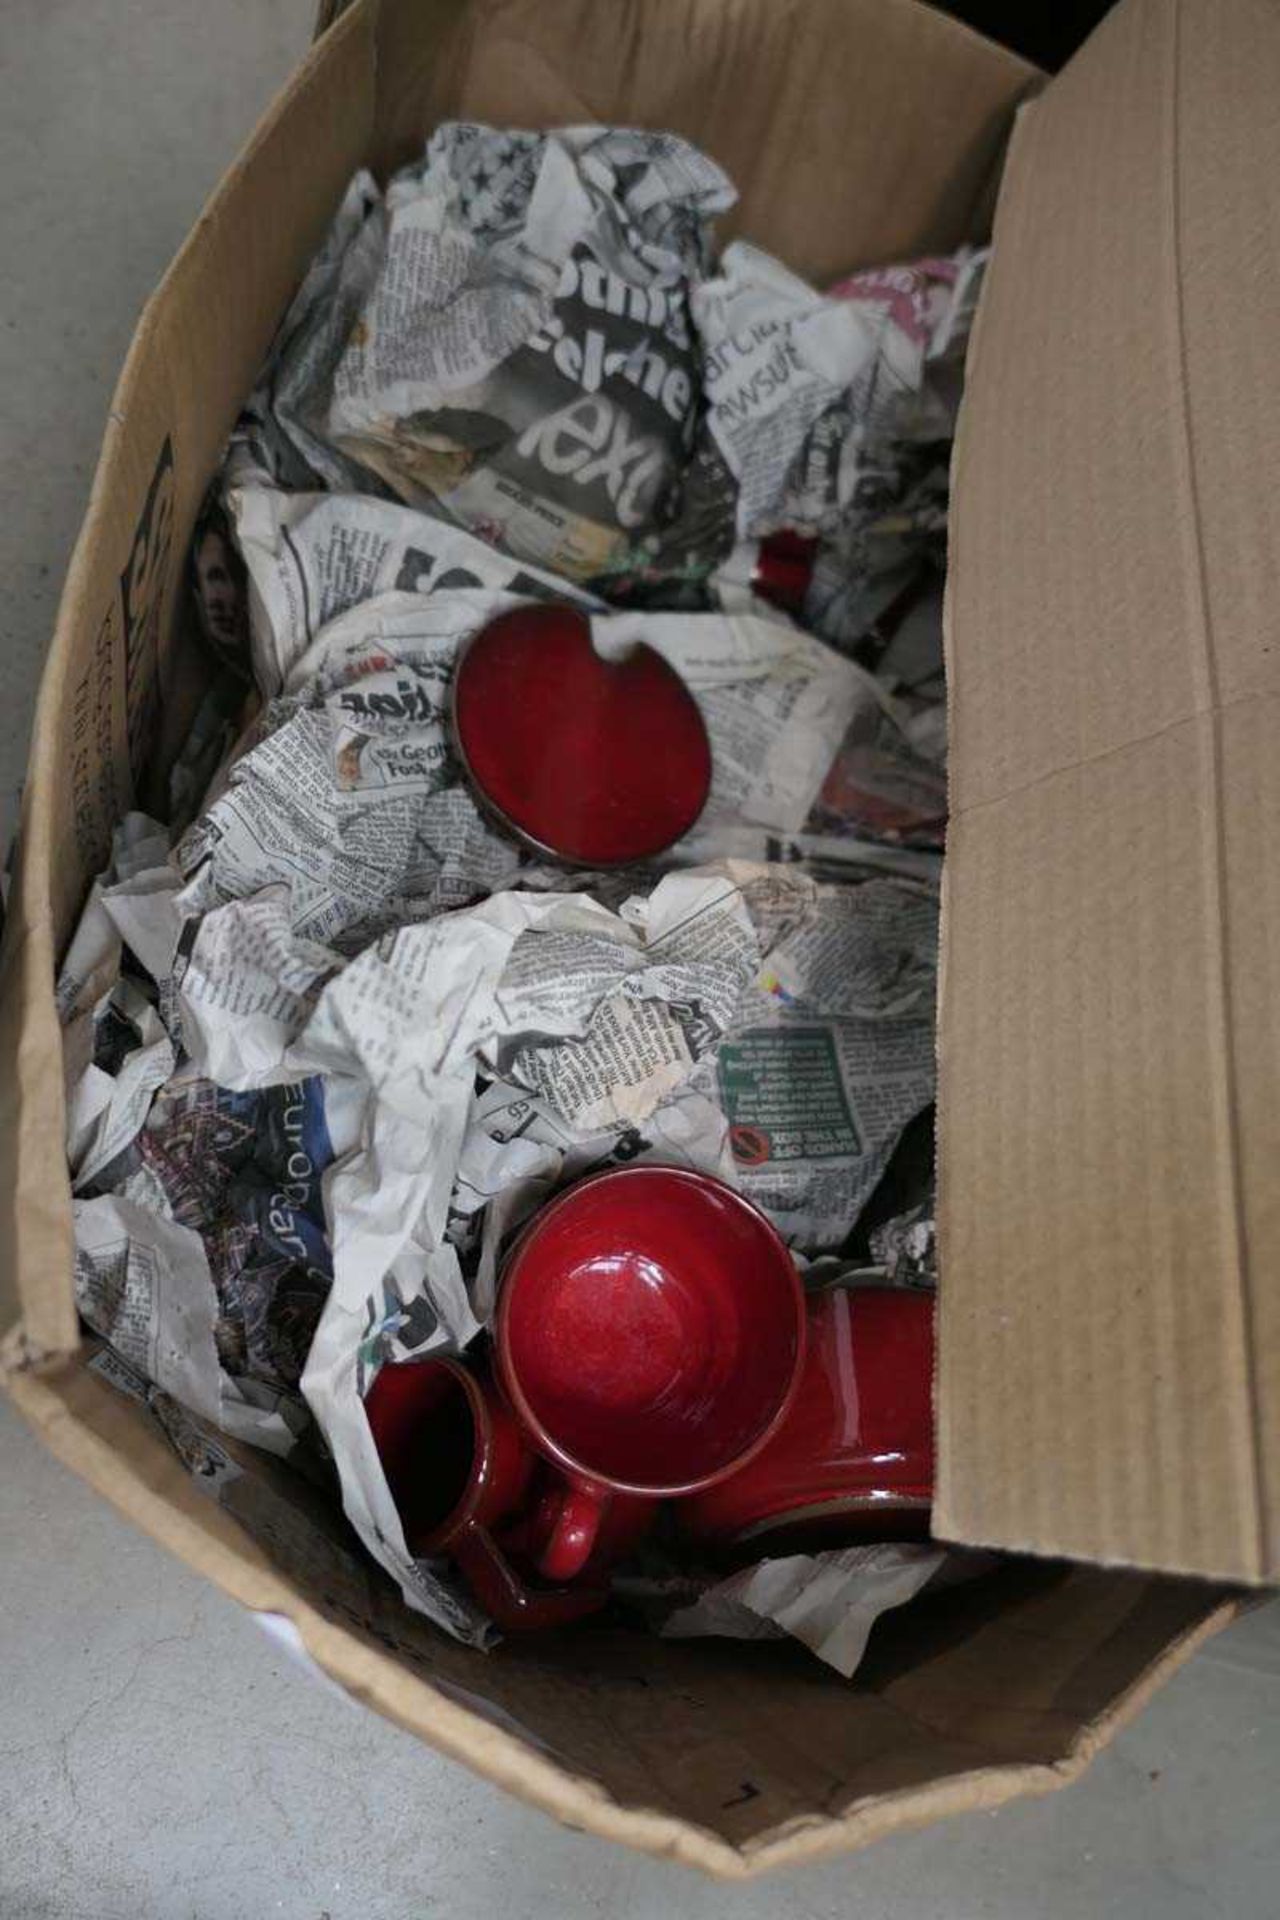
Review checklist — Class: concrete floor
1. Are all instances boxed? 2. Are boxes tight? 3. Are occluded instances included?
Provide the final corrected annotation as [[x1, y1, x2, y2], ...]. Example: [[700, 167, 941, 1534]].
[[1, 4, 1277, 1915]]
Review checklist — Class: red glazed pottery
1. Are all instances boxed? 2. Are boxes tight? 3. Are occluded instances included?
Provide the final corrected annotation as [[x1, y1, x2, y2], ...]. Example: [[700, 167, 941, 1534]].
[[677, 1283, 935, 1552], [452, 603, 712, 865], [495, 1165, 806, 1580], [500, 1461, 654, 1585], [363, 1354, 607, 1631]]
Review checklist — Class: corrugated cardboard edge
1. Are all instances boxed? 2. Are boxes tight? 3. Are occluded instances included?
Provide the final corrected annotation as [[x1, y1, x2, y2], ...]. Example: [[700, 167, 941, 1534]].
[[1, 1339, 1241, 1879], [932, 84, 1030, 1571]]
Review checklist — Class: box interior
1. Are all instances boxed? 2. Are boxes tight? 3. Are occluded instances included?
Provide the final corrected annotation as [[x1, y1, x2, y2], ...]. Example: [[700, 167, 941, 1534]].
[[0, 0, 1253, 1873]]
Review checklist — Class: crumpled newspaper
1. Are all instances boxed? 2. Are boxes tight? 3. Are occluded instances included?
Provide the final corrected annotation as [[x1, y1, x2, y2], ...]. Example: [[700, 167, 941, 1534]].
[[178, 870, 759, 1125], [322, 123, 735, 586], [231, 168, 391, 496], [690, 871, 940, 1248], [593, 607, 867, 840], [803, 690, 947, 852], [796, 246, 981, 656], [173, 589, 529, 953], [59, 817, 364, 1455], [58, 813, 184, 1192], [228, 482, 602, 696], [119, 1069, 361, 1395], [73, 1190, 318, 1458], [694, 240, 986, 542], [850, 573, 947, 760], [695, 242, 985, 654], [696, 242, 921, 539], [65, 977, 174, 1194], [226, 485, 936, 854], [800, 460, 948, 657], [144, 844, 759, 1631], [869, 1202, 938, 1288], [659, 1543, 947, 1677]]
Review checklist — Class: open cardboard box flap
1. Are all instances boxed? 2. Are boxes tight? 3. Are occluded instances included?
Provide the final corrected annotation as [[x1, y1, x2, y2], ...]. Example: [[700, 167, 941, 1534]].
[[937, 0, 1280, 1586], [0, 0, 1269, 1875]]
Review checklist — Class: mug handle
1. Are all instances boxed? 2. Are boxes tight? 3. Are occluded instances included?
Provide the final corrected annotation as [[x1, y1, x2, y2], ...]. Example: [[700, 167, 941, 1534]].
[[453, 1519, 603, 1633], [537, 1481, 611, 1584]]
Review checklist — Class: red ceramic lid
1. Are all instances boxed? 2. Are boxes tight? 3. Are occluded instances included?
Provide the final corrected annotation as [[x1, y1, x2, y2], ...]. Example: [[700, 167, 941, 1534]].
[[452, 604, 712, 866]]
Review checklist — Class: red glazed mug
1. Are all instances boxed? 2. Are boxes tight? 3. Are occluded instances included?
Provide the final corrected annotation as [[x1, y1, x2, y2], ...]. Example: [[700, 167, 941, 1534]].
[[677, 1283, 935, 1553], [363, 1354, 612, 1631], [495, 1165, 807, 1581]]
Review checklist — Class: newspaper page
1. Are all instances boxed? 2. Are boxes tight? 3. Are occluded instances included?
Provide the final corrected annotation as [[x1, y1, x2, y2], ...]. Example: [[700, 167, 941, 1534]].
[[489, 865, 758, 1131], [299, 1237, 489, 1635], [73, 1193, 302, 1455], [659, 1543, 947, 1677], [450, 862, 797, 1311], [174, 591, 527, 952], [326, 124, 735, 585], [694, 240, 985, 545], [825, 247, 988, 445], [842, 573, 948, 759], [290, 889, 623, 1626], [592, 608, 868, 837], [177, 888, 344, 1089], [605, 606, 945, 849], [56, 808, 193, 1029], [803, 672, 947, 850], [66, 978, 175, 1192], [182, 559, 944, 953], [869, 1202, 938, 1288], [56, 812, 171, 1021], [692, 876, 939, 1248], [229, 483, 602, 694], [764, 252, 984, 654], [694, 573, 948, 851], [229, 169, 391, 496], [694, 241, 925, 539], [176, 586, 894, 960], [131, 1070, 359, 1396], [79, 1062, 371, 1448], [799, 460, 947, 654], [290, 869, 753, 1277], [99, 857, 189, 996], [74, 1195, 224, 1424], [57, 813, 190, 1188], [177, 865, 752, 1237]]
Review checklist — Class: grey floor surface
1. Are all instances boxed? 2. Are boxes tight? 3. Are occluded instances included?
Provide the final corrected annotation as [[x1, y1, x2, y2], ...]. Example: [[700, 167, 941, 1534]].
[[1, 5, 1277, 1917]]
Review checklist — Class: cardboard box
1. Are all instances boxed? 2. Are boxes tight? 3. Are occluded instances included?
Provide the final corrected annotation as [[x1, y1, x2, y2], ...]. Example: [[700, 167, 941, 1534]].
[[1, 0, 1271, 1877]]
